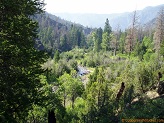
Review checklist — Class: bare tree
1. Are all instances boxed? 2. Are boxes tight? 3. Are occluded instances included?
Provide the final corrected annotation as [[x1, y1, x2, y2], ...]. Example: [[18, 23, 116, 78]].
[[125, 10, 139, 53], [154, 8, 164, 52], [114, 24, 121, 56], [111, 34, 117, 56]]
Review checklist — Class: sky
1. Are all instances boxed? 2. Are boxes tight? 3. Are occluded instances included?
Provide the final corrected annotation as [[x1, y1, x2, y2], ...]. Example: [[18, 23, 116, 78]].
[[44, 0, 164, 14]]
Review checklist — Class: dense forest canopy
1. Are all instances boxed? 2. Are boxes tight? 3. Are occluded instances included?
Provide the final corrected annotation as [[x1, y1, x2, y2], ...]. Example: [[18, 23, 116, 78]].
[[0, 0, 47, 122], [0, 0, 164, 123], [34, 13, 92, 55]]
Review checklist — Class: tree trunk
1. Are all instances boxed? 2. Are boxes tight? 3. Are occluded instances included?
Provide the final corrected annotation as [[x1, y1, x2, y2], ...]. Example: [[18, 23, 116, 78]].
[[72, 95, 75, 108], [48, 110, 56, 123]]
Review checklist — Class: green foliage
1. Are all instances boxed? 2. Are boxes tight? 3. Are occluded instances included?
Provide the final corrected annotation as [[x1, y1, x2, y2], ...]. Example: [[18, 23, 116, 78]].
[[53, 60, 71, 77], [122, 98, 164, 119], [133, 41, 146, 60], [27, 105, 47, 122], [101, 32, 110, 51], [143, 49, 154, 61], [84, 67, 117, 123], [89, 67, 99, 83], [26, 74, 66, 123], [69, 60, 78, 71], [1, 3, 164, 122], [39, 38, 164, 122], [142, 36, 153, 49], [119, 32, 126, 54], [104, 18, 112, 35], [36, 15, 89, 54], [92, 28, 103, 52], [54, 50, 60, 62], [160, 40, 164, 56], [0, 0, 47, 122], [57, 73, 84, 108], [137, 63, 156, 93]]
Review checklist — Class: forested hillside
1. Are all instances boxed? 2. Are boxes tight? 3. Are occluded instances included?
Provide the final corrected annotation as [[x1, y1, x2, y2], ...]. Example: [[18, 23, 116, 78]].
[[34, 13, 92, 55], [1, 0, 164, 123], [55, 4, 164, 30]]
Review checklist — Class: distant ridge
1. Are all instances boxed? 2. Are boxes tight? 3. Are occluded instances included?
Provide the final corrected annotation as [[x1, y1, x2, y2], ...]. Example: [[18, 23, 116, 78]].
[[53, 4, 164, 30]]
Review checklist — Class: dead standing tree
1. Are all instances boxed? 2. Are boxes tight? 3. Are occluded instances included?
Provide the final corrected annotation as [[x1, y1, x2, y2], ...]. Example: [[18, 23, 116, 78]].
[[111, 24, 121, 56], [125, 10, 139, 54], [154, 8, 164, 52]]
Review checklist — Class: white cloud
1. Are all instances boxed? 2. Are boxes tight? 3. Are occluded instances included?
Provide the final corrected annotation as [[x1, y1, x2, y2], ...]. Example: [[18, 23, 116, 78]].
[[44, 0, 164, 14]]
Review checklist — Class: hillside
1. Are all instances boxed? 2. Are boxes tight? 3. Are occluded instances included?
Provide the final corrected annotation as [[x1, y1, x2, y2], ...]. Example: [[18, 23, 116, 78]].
[[34, 4, 164, 54], [34, 13, 93, 54], [45, 12, 93, 35], [54, 4, 164, 30], [1, 0, 164, 122]]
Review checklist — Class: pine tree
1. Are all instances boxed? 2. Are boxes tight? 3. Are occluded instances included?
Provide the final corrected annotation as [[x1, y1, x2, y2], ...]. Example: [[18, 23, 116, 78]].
[[92, 28, 103, 52], [101, 19, 112, 51], [0, 0, 46, 121], [54, 50, 60, 62], [119, 32, 126, 54], [101, 32, 110, 51], [104, 18, 112, 35]]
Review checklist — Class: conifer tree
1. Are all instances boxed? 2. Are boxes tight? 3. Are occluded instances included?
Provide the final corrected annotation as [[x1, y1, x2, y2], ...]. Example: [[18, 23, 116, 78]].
[[0, 0, 46, 121], [104, 18, 112, 35]]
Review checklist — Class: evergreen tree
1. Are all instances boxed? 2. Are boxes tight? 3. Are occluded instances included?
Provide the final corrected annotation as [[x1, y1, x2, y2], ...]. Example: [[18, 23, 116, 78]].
[[101, 19, 112, 51], [119, 32, 126, 54], [104, 18, 112, 35], [96, 27, 103, 45], [54, 50, 60, 62], [60, 34, 69, 51], [92, 28, 103, 52], [101, 32, 110, 51], [92, 32, 99, 52], [0, 0, 46, 121]]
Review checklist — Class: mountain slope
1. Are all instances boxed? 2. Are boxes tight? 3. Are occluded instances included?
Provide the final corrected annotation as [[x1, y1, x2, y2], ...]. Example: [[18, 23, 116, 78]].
[[34, 13, 93, 54], [45, 12, 93, 35], [54, 4, 164, 30]]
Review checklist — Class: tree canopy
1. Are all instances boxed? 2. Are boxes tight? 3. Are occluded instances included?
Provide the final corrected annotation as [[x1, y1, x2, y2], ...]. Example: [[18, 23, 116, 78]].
[[0, 0, 46, 122], [1, 1, 164, 122]]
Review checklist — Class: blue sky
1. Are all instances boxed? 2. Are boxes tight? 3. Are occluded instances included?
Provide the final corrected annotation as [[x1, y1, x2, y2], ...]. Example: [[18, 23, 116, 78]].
[[44, 0, 164, 14]]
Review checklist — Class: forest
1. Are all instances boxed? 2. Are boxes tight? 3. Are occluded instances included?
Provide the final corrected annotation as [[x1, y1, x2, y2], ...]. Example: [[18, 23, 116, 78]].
[[0, 0, 164, 123]]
